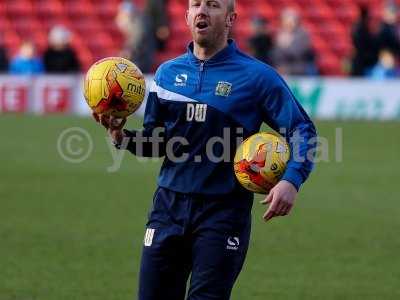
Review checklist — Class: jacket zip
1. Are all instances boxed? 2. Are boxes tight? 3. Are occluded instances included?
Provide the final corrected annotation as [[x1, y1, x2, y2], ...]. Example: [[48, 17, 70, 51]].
[[198, 61, 205, 92]]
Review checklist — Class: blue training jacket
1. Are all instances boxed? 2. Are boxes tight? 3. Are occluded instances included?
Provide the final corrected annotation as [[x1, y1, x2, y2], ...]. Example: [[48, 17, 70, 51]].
[[124, 40, 317, 195]]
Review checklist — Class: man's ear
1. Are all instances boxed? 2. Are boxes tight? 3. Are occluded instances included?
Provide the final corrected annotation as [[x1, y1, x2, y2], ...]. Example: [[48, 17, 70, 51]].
[[185, 10, 190, 26], [226, 12, 237, 28]]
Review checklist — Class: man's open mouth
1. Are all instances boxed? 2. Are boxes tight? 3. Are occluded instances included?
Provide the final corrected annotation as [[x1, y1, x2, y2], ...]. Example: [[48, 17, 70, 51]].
[[196, 21, 209, 29]]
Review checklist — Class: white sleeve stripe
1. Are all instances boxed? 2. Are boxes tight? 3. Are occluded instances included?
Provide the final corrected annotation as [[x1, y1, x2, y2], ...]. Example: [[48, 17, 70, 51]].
[[149, 80, 157, 93], [150, 82, 198, 103]]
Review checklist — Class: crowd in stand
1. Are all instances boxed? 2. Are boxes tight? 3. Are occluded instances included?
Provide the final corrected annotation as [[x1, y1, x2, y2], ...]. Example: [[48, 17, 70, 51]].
[[248, 8, 317, 76], [351, 3, 400, 79], [248, 3, 400, 78], [115, 0, 170, 74], [0, 0, 169, 75], [0, 1, 399, 79], [0, 25, 81, 75]]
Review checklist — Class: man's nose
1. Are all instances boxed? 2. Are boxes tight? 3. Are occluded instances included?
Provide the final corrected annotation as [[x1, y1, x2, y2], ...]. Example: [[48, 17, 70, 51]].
[[198, 1, 208, 14]]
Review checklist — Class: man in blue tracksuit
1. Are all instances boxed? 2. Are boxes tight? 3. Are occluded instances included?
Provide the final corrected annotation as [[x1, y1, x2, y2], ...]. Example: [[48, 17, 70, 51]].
[[94, 0, 317, 299]]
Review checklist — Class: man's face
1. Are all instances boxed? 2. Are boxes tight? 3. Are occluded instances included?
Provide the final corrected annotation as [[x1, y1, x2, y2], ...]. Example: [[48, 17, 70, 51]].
[[186, 0, 235, 47]]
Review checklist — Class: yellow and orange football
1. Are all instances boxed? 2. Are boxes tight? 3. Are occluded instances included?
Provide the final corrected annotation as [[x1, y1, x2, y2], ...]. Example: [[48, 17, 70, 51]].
[[234, 132, 290, 194], [83, 57, 146, 118]]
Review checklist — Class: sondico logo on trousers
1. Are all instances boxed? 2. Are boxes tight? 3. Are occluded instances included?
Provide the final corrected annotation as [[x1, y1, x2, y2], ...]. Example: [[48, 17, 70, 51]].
[[186, 103, 207, 122], [227, 237, 240, 251]]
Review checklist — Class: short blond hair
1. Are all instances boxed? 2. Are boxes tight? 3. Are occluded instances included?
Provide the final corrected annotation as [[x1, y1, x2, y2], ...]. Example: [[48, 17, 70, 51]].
[[188, 0, 235, 12]]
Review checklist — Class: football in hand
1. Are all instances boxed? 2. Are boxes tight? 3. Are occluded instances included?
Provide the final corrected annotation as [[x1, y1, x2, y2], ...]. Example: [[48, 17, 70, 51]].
[[83, 57, 146, 118], [234, 132, 290, 194]]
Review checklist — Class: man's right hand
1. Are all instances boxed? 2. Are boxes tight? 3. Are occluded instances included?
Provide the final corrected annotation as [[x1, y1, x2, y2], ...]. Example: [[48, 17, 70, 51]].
[[92, 112, 127, 145]]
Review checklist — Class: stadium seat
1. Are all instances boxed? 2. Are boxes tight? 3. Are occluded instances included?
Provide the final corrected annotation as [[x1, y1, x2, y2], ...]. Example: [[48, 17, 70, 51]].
[[96, 1, 119, 19], [0, 2, 5, 15], [0, 0, 390, 75], [1, 30, 21, 56], [317, 52, 343, 75], [35, 0, 64, 18], [5, 0, 33, 17], [168, 0, 186, 15], [64, 0, 95, 19], [0, 14, 10, 31], [12, 17, 42, 38], [304, 4, 335, 22]]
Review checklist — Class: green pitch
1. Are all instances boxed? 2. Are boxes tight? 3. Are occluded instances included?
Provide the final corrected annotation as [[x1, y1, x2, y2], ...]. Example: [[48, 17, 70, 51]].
[[0, 115, 399, 300]]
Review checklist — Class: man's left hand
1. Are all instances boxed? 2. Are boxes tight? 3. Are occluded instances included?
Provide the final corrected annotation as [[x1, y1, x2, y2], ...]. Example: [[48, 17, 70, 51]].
[[93, 113, 127, 145], [260, 180, 298, 222]]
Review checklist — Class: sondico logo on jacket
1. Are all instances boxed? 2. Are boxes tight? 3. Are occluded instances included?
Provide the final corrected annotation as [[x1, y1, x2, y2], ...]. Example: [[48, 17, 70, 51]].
[[175, 74, 188, 87]]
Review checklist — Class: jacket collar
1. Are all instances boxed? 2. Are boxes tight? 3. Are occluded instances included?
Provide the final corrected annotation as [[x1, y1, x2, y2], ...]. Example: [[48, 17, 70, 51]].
[[187, 39, 237, 65]]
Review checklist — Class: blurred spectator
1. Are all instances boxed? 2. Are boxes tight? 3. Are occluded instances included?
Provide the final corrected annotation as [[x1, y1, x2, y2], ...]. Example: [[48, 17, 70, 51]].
[[376, 3, 400, 57], [368, 49, 400, 79], [350, 5, 379, 76], [43, 25, 81, 73], [0, 38, 8, 72], [9, 41, 44, 75], [116, 1, 153, 73], [248, 16, 273, 65], [144, 0, 170, 51], [272, 8, 316, 75]]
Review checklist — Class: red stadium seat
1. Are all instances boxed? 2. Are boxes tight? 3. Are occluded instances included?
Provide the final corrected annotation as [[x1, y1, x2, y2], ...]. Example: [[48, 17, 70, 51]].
[[304, 4, 335, 22], [255, 3, 278, 20], [35, 0, 64, 18], [64, 0, 95, 19], [0, 2, 5, 15], [5, 0, 33, 17], [335, 4, 358, 25], [12, 17, 42, 38], [76, 45, 95, 72], [318, 53, 344, 75], [86, 32, 114, 59], [2, 30, 21, 56], [70, 17, 103, 36], [1, 0, 387, 75], [96, 1, 119, 19], [0, 15, 11, 31], [31, 31, 48, 53]]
